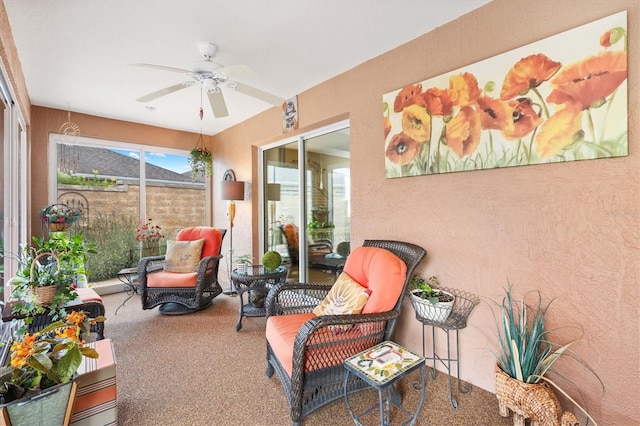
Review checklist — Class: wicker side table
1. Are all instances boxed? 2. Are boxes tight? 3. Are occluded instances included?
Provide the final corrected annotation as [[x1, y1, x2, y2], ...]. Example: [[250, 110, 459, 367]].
[[231, 265, 287, 331], [409, 287, 480, 409]]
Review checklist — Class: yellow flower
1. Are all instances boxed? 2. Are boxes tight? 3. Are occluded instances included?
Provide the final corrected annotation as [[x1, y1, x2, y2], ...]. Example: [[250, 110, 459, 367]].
[[445, 106, 481, 158], [535, 104, 583, 159], [401, 104, 431, 142], [67, 311, 87, 325]]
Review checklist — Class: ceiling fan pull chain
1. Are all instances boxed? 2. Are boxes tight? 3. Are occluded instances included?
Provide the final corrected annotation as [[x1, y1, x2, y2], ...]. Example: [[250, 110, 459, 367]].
[[199, 85, 204, 120]]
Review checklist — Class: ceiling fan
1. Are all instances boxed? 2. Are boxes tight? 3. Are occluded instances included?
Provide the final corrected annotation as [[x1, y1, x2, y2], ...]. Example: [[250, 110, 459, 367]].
[[133, 41, 282, 118]]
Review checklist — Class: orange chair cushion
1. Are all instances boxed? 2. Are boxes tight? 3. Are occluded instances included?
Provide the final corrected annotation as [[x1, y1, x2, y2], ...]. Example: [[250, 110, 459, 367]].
[[343, 247, 407, 314], [176, 227, 222, 258], [77, 287, 103, 303], [147, 271, 198, 288], [266, 313, 369, 377], [282, 223, 299, 250]]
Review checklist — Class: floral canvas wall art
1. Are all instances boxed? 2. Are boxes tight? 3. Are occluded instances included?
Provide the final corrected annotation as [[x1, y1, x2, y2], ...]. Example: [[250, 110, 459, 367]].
[[383, 11, 628, 178]]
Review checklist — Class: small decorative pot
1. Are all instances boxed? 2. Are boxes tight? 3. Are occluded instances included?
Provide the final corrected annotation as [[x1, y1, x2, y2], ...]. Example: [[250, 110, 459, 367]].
[[237, 263, 248, 274]]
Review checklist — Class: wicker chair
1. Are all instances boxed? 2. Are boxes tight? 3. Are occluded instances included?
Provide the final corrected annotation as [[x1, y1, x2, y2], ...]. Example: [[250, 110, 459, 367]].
[[265, 239, 426, 425], [138, 227, 226, 315]]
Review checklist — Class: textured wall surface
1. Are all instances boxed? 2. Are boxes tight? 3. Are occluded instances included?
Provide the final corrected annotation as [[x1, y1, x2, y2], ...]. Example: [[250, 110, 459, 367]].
[[209, 0, 639, 423]]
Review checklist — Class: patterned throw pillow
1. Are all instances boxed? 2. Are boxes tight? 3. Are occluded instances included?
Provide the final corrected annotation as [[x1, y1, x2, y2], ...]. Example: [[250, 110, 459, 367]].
[[164, 239, 205, 273], [313, 272, 371, 331]]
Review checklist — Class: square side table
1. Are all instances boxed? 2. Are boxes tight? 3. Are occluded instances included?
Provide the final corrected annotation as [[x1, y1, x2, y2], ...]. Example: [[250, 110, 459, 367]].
[[344, 341, 426, 425]]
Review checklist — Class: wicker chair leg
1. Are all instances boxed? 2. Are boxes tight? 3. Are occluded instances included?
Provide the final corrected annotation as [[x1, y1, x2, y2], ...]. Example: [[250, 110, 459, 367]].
[[266, 362, 274, 377], [514, 413, 526, 426]]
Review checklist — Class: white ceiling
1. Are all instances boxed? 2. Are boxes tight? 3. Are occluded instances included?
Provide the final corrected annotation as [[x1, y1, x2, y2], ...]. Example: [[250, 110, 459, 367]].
[[4, 0, 490, 136]]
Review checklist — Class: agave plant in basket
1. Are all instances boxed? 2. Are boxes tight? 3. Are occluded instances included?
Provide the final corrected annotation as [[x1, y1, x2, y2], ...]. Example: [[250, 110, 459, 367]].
[[493, 285, 603, 425]]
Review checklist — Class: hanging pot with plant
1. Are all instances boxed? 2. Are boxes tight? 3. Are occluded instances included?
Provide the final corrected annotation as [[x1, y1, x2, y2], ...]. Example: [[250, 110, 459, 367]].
[[188, 133, 213, 180]]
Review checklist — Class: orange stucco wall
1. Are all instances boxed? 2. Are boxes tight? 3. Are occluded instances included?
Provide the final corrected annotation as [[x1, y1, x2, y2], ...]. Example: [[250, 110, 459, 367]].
[[2, 0, 638, 423], [210, 1, 639, 424]]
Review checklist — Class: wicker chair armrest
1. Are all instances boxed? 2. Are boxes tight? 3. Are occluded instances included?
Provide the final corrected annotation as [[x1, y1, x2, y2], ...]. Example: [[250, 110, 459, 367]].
[[265, 282, 332, 317], [195, 254, 223, 274], [138, 255, 165, 290]]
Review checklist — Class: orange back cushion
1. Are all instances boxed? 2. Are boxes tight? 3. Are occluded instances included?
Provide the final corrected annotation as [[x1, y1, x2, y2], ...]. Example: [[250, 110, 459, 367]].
[[343, 247, 407, 314], [177, 227, 222, 258]]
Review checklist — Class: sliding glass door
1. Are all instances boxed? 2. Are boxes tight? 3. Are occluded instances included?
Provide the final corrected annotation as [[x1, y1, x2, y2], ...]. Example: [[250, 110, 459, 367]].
[[262, 122, 350, 283]]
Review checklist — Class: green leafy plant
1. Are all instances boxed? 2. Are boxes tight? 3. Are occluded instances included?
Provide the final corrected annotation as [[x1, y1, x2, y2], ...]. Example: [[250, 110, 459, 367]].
[[188, 147, 213, 180], [81, 213, 138, 280], [0, 311, 105, 403], [410, 275, 453, 304], [6, 233, 96, 330], [234, 254, 253, 265]]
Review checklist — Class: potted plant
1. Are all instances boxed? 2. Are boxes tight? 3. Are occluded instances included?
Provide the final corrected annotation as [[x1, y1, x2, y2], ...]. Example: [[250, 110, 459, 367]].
[[408, 275, 455, 322], [188, 147, 213, 181], [41, 205, 82, 232], [493, 285, 602, 425], [8, 247, 78, 331], [7, 232, 96, 330], [0, 311, 105, 423], [136, 218, 164, 258], [34, 232, 97, 288], [234, 254, 253, 274]]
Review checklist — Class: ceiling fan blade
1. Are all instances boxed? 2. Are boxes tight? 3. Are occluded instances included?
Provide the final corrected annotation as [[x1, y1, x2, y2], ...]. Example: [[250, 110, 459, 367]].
[[207, 89, 229, 118], [216, 64, 258, 78], [131, 63, 191, 74], [136, 82, 194, 102], [231, 82, 282, 106]]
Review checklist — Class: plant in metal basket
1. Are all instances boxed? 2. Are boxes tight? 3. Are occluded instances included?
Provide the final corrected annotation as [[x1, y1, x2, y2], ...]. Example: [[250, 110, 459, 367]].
[[41, 205, 82, 226], [408, 275, 455, 322], [0, 311, 105, 403], [410, 275, 453, 304], [493, 284, 603, 424]]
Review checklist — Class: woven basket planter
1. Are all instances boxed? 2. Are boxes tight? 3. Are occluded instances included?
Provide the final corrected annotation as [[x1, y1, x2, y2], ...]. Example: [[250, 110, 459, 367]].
[[29, 252, 61, 306], [408, 289, 454, 323], [32, 285, 58, 305], [494, 365, 579, 426]]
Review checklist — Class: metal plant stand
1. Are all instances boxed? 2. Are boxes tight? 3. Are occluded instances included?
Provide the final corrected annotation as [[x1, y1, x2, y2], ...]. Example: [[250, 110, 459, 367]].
[[410, 287, 479, 409]]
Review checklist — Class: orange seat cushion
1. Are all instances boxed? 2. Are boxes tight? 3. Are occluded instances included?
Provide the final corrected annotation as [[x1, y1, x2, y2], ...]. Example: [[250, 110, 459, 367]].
[[147, 271, 198, 288], [266, 313, 315, 377], [176, 227, 222, 258], [77, 287, 103, 303], [266, 313, 370, 377], [342, 247, 407, 314]]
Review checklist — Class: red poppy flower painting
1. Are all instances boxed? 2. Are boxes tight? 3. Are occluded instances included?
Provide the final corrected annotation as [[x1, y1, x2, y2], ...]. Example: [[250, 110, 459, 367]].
[[382, 11, 627, 178]]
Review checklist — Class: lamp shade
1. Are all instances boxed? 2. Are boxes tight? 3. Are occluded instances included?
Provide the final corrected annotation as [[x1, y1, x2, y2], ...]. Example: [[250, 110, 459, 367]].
[[220, 180, 245, 201], [267, 183, 281, 201]]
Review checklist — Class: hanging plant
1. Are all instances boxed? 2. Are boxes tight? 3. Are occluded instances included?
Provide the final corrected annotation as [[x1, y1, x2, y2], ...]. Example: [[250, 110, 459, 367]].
[[188, 146, 212, 180]]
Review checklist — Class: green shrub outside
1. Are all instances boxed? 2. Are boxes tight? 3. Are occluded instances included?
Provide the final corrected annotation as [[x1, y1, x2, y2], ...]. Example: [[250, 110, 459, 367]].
[[81, 213, 137, 281]]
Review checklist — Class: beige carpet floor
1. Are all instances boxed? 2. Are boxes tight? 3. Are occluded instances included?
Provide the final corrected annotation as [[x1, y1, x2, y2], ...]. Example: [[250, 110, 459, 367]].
[[100, 291, 513, 425]]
